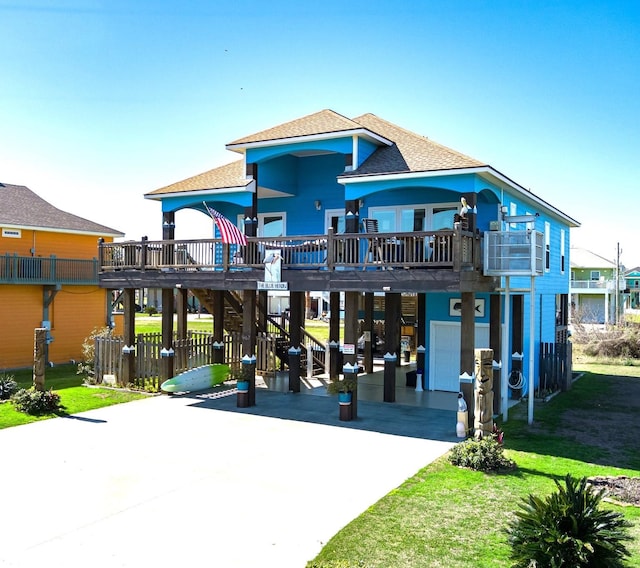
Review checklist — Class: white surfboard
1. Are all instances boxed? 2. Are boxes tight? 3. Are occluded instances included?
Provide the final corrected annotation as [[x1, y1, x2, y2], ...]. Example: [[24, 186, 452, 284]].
[[161, 364, 229, 393]]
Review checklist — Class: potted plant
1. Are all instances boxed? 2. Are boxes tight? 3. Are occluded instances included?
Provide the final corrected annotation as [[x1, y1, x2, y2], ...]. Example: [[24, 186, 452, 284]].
[[326, 375, 358, 403]]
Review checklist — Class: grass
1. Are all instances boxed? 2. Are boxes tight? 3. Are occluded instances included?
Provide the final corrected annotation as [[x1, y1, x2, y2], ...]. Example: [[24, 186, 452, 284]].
[[308, 363, 640, 568], [0, 364, 148, 430]]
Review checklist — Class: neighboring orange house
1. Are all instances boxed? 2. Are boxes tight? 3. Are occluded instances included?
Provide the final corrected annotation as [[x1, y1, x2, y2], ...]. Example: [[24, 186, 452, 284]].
[[0, 183, 124, 369]]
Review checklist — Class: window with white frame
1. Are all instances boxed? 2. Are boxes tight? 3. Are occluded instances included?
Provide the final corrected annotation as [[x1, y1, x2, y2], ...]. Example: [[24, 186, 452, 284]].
[[545, 221, 551, 271], [325, 209, 345, 234], [368, 203, 456, 232], [590, 271, 600, 281]]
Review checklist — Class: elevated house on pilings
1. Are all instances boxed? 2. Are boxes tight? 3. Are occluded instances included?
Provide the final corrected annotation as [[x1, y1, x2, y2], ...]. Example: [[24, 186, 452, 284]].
[[98, 109, 579, 417]]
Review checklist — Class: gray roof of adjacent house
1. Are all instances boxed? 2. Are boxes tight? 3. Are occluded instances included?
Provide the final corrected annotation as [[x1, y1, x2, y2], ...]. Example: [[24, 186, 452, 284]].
[[570, 247, 616, 269], [0, 183, 124, 237]]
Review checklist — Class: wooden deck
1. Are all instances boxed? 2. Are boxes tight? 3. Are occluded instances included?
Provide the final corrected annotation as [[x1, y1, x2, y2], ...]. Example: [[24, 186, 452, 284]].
[[98, 229, 497, 294]]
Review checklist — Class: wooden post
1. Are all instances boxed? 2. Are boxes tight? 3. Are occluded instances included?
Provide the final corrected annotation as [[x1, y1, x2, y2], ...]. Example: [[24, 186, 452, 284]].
[[384, 293, 401, 365], [161, 288, 175, 383], [363, 292, 374, 373], [328, 292, 340, 379], [460, 292, 475, 429], [383, 352, 396, 402], [344, 291, 359, 418], [242, 289, 257, 405], [212, 290, 224, 364], [416, 293, 426, 376], [288, 291, 303, 393], [122, 288, 136, 386], [176, 288, 188, 340], [33, 328, 47, 391]]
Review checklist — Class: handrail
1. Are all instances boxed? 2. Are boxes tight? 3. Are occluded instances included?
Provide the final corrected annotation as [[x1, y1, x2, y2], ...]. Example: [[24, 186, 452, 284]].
[[0, 254, 98, 284], [99, 229, 479, 273]]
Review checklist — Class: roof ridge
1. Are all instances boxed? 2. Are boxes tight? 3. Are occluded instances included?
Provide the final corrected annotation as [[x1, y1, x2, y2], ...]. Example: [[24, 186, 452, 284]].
[[353, 113, 485, 165]]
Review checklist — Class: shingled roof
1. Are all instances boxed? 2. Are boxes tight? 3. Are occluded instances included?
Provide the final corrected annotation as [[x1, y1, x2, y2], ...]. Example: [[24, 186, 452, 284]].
[[226, 109, 368, 147], [0, 183, 123, 237], [147, 160, 248, 197], [147, 110, 488, 197], [346, 113, 486, 175]]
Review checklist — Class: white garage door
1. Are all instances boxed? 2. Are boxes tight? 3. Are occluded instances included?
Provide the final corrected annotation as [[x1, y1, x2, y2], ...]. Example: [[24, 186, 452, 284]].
[[429, 322, 491, 392]]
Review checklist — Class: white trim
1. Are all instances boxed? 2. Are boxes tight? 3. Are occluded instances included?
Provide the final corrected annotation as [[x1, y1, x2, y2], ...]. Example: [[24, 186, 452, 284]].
[[0, 224, 122, 238], [226, 128, 393, 153], [145, 184, 252, 202]]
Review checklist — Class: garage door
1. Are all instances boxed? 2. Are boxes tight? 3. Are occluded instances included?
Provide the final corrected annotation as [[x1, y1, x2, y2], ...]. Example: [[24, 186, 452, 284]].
[[579, 296, 606, 324], [429, 322, 491, 392]]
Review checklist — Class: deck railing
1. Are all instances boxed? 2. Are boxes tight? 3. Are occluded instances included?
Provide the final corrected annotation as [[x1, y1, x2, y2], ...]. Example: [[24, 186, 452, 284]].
[[0, 254, 99, 284], [99, 229, 480, 272]]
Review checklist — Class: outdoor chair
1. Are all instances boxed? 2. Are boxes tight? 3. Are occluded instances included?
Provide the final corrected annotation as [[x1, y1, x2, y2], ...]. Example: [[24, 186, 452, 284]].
[[362, 218, 384, 269]]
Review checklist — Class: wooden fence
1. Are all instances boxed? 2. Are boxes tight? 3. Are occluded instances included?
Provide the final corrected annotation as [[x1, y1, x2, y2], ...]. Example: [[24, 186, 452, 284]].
[[94, 331, 285, 390], [539, 341, 573, 394]]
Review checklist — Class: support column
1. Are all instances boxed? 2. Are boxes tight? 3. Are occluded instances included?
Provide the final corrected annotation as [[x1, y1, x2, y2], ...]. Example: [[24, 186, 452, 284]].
[[460, 291, 475, 430], [416, 293, 426, 378], [384, 293, 401, 362], [242, 289, 257, 406], [490, 294, 502, 416], [176, 288, 188, 340], [288, 291, 303, 393], [383, 352, 397, 402], [122, 288, 136, 386], [344, 291, 359, 418], [160, 288, 175, 382], [212, 290, 225, 364], [363, 292, 374, 373], [328, 291, 340, 380]]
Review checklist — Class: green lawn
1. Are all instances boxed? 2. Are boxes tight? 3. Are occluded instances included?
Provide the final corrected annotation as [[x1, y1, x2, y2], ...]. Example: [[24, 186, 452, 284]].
[[0, 364, 148, 430], [308, 363, 640, 568]]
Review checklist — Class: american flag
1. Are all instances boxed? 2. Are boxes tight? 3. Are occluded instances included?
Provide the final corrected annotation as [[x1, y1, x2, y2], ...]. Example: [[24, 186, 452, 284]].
[[203, 203, 247, 246]]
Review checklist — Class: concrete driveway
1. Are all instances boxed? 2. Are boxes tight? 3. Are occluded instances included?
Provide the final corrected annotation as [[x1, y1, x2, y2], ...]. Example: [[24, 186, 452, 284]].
[[0, 389, 457, 567]]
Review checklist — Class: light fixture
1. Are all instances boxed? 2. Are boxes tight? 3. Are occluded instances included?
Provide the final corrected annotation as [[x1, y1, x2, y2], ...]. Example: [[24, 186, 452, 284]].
[[358, 199, 364, 208], [314, 200, 321, 210]]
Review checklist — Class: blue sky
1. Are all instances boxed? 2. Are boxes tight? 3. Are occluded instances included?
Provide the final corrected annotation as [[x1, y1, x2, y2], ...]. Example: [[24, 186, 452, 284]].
[[2, 0, 638, 266]]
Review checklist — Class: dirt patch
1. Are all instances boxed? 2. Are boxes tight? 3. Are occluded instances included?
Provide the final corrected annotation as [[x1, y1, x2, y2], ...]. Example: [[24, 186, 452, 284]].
[[559, 374, 640, 468], [588, 476, 640, 507]]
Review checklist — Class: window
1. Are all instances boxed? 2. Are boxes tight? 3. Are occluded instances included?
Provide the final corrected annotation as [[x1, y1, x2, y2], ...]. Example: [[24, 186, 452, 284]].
[[238, 213, 286, 237], [545, 222, 551, 271], [560, 229, 566, 273], [590, 271, 600, 281], [325, 209, 345, 233], [368, 203, 455, 232]]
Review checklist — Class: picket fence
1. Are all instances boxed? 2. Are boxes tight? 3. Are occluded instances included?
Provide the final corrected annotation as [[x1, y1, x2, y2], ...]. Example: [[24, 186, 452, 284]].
[[94, 331, 280, 390]]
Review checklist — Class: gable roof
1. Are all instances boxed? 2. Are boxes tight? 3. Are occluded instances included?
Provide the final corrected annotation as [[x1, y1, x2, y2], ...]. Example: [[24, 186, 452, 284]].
[[570, 247, 616, 269], [346, 113, 486, 175], [226, 109, 381, 148], [0, 183, 124, 237]]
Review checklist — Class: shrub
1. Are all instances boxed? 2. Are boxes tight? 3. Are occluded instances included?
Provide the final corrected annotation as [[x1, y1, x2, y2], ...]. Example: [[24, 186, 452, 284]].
[[507, 474, 632, 568], [144, 305, 158, 316], [448, 433, 516, 472], [0, 373, 18, 400], [11, 388, 61, 415], [77, 326, 112, 384]]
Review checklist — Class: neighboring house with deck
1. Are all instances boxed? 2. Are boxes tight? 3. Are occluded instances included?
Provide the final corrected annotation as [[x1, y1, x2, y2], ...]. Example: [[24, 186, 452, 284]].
[[0, 183, 123, 369], [570, 247, 624, 325], [98, 109, 579, 415]]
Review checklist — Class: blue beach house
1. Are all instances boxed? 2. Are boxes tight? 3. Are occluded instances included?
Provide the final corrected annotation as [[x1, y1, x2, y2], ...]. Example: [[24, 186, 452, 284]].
[[98, 109, 579, 420]]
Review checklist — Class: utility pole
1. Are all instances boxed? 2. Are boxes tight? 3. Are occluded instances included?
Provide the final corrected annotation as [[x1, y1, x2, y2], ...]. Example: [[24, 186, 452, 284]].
[[615, 242, 622, 325]]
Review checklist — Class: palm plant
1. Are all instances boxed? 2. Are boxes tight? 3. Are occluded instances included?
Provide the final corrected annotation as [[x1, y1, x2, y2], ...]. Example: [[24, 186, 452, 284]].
[[507, 474, 632, 567]]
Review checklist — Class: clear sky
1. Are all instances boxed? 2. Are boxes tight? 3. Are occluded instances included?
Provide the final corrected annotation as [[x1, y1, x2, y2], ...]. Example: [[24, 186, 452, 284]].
[[1, 1, 638, 267]]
